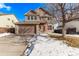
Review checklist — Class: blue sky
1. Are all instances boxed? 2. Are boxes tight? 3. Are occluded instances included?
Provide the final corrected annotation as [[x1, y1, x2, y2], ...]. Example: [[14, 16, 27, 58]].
[[0, 3, 43, 22]]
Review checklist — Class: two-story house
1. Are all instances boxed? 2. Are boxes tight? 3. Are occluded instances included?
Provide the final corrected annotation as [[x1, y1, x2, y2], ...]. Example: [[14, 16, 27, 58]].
[[15, 8, 53, 35]]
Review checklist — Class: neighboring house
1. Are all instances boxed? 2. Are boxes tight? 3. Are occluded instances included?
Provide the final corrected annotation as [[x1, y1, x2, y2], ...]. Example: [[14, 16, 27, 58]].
[[65, 13, 79, 34], [15, 8, 54, 35], [65, 20, 79, 34], [54, 19, 79, 34], [0, 14, 19, 33]]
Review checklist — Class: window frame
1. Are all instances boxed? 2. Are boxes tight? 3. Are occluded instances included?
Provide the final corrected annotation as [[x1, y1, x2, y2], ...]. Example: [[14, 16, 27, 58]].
[[31, 16, 34, 20], [28, 16, 30, 20]]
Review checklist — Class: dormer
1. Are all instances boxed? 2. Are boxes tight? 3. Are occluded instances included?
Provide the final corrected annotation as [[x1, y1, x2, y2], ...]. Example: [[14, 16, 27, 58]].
[[24, 10, 39, 21], [35, 8, 51, 16], [35, 8, 52, 21]]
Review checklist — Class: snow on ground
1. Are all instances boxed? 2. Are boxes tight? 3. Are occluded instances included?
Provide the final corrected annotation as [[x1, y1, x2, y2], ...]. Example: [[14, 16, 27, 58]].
[[0, 33, 11, 37], [66, 34, 79, 37], [48, 32, 79, 37], [29, 35, 79, 56]]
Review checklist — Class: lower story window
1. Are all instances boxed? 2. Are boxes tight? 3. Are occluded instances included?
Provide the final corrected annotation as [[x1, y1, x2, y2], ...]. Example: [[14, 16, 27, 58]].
[[48, 25, 52, 30]]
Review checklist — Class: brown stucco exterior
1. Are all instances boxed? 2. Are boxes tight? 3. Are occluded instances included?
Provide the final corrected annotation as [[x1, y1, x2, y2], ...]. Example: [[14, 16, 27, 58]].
[[15, 8, 53, 35], [15, 21, 48, 35]]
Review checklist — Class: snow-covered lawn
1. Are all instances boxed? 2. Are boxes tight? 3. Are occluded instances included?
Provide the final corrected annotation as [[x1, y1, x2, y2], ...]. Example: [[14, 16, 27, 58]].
[[47, 33, 79, 47], [0, 33, 11, 37], [29, 35, 79, 56]]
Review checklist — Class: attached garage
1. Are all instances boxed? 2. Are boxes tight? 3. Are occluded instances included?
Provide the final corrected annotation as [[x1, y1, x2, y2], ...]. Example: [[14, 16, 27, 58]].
[[15, 21, 48, 35], [16, 24, 36, 34]]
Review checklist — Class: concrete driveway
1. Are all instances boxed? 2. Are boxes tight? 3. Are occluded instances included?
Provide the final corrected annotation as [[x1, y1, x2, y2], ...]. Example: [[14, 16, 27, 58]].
[[0, 34, 27, 56]]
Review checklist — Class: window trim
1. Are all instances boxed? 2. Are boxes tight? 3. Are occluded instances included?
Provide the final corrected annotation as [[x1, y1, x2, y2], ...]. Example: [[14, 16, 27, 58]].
[[30, 15, 37, 20], [34, 16, 37, 20], [31, 16, 33, 20], [28, 16, 30, 20]]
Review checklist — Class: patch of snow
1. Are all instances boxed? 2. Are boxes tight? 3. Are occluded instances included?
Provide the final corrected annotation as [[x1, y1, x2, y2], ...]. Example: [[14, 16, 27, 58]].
[[28, 35, 79, 56], [40, 33, 48, 37], [0, 33, 11, 37], [66, 34, 79, 37], [53, 23, 59, 30]]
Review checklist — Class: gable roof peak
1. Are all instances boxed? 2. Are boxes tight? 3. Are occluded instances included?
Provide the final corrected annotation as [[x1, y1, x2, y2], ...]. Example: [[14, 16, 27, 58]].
[[24, 9, 36, 16], [35, 7, 51, 16]]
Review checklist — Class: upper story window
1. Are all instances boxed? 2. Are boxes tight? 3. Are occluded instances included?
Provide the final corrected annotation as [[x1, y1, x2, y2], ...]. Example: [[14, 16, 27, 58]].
[[27, 15, 37, 20], [29, 15, 37, 20], [28, 16, 30, 20], [34, 16, 37, 20], [12, 20, 14, 23], [41, 16, 48, 20], [8, 18, 10, 21], [48, 17, 50, 20], [31, 16, 34, 20]]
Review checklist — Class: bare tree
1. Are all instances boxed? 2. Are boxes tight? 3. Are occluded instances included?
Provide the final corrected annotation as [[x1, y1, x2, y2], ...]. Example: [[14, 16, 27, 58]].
[[44, 3, 79, 37]]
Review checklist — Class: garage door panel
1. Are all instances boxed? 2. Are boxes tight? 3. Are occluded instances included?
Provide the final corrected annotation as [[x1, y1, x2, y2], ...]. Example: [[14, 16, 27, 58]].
[[18, 26, 35, 34]]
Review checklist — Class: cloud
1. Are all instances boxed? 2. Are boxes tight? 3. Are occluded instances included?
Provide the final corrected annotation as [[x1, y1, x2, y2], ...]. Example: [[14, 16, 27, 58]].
[[0, 3, 11, 11]]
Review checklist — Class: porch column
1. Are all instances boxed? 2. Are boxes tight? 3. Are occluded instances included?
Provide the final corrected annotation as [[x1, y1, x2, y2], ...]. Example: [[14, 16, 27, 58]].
[[15, 25, 19, 34], [36, 24, 39, 34], [44, 24, 48, 33], [40, 25, 43, 32]]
